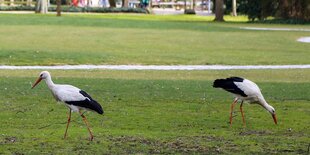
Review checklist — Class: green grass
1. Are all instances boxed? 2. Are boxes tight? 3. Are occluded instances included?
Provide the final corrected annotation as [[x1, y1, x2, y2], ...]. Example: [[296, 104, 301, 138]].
[[0, 13, 309, 154], [0, 70, 309, 154], [0, 14, 309, 65]]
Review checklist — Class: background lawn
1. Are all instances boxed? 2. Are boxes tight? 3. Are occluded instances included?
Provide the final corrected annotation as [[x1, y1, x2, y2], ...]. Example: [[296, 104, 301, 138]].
[[0, 14, 309, 65], [0, 70, 309, 154], [0, 13, 309, 154]]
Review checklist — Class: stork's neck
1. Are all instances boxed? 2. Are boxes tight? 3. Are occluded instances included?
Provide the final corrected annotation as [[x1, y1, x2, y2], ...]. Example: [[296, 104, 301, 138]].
[[258, 97, 273, 114], [44, 75, 55, 90]]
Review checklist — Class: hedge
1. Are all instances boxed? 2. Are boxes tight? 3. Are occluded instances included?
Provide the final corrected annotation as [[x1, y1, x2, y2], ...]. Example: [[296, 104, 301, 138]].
[[0, 6, 149, 14]]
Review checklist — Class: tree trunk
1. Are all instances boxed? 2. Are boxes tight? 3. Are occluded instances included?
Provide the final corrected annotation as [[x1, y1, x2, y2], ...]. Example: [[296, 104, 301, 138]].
[[280, 0, 290, 19], [214, 0, 224, 21], [35, 0, 48, 13], [87, 0, 90, 7], [232, 0, 237, 16], [109, 0, 116, 7], [56, 0, 61, 16], [208, 0, 211, 13], [147, 0, 152, 10], [35, 0, 41, 13], [122, 0, 128, 7], [42, 0, 48, 13]]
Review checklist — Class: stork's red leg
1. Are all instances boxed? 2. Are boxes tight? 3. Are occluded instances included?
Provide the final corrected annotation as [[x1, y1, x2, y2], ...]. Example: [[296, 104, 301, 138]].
[[64, 109, 71, 139], [79, 111, 94, 141], [240, 101, 246, 127], [230, 98, 238, 127]]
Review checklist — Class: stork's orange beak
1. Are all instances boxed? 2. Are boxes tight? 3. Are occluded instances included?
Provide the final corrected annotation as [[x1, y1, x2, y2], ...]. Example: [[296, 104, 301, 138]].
[[272, 113, 277, 125], [32, 77, 42, 89]]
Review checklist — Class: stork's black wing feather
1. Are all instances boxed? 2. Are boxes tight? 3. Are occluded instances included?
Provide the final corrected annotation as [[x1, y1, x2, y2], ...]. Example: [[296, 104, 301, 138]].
[[65, 90, 104, 114], [213, 77, 247, 97]]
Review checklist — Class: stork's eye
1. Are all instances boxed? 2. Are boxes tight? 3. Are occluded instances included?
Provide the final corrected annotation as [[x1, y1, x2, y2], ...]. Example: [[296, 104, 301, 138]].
[[40, 74, 43, 77]]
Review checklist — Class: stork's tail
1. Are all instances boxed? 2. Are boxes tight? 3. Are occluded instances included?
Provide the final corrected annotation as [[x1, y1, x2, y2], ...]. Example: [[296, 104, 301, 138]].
[[91, 100, 104, 115]]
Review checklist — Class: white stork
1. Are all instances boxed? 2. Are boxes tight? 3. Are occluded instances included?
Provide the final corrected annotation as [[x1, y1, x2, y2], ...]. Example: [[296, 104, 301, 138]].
[[32, 71, 104, 141], [213, 77, 277, 126]]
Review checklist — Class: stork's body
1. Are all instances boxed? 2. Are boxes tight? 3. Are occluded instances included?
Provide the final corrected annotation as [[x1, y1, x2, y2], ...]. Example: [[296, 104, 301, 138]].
[[32, 71, 103, 140], [213, 77, 277, 126]]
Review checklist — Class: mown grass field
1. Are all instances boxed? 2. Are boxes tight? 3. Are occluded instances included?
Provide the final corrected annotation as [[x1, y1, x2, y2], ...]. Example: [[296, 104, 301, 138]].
[[0, 70, 310, 154], [0, 14, 309, 65], [0, 13, 310, 154]]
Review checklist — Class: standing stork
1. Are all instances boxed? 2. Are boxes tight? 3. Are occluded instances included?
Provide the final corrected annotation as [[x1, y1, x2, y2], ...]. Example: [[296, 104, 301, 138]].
[[32, 71, 104, 141], [213, 77, 277, 126]]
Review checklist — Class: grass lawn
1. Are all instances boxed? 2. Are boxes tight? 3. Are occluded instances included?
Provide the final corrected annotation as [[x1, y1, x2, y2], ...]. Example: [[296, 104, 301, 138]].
[[0, 14, 309, 65], [0, 69, 309, 154]]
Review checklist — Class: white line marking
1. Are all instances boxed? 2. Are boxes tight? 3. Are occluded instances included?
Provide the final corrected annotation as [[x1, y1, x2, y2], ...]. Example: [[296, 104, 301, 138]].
[[297, 37, 310, 43], [240, 27, 310, 32], [1, 65, 310, 70]]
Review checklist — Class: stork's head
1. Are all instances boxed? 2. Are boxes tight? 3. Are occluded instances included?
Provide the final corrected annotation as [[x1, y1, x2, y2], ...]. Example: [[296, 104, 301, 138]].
[[266, 104, 277, 125], [31, 71, 50, 89]]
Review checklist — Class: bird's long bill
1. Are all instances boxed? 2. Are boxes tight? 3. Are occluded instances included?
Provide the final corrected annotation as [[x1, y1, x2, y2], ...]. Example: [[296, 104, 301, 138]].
[[31, 77, 42, 89], [272, 114, 277, 125]]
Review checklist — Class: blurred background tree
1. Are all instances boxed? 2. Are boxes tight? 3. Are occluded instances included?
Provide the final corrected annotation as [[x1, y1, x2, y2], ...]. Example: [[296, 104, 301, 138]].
[[223, 0, 309, 22]]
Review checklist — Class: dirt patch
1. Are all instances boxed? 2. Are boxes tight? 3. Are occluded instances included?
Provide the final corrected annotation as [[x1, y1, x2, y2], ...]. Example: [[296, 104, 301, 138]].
[[2, 137, 17, 144], [239, 130, 272, 136], [108, 135, 226, 154]]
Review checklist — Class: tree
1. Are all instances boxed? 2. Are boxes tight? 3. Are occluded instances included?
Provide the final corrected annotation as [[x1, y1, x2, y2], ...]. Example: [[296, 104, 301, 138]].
[[109, 0, 116, 7], [56, 0, 61, 16], [277, 0, 310, 21], [147, 0, 152, 10], [214, 0, 224, 21], [232, 0, 237, 16], [35, 0, 48, 14], [122, 0, 129, 7]]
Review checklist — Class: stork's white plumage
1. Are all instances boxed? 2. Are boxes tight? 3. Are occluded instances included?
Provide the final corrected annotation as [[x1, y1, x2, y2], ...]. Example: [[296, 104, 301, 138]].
[[213, 77, 277, 126], [32, 71, 103, 140]]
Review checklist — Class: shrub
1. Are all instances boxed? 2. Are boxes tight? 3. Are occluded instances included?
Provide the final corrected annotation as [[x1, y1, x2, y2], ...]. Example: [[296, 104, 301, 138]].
[[0, 6, 35, 11], [224, 0, 309, 22], [184, 9, 196, 15], [0, 6, 149, 14]]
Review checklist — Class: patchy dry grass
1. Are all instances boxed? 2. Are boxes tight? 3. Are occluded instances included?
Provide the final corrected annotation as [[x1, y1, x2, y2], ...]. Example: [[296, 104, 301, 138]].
[[0, 70, 309, 154]]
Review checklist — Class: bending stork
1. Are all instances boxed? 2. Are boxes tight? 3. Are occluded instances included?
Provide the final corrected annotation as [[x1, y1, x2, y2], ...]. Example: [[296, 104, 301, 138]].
[[213, 77, 277, 126]]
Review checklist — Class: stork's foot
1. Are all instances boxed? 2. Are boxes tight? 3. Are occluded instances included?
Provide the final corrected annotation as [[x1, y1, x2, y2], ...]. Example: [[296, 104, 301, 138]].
[[89, 135, 94, 141]]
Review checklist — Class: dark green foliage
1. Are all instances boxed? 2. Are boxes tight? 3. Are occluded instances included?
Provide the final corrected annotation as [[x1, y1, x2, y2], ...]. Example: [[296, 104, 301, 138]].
[[184, 9, 196, 14], [224, 0, 309, 22], [224, 0, 277, 21], [224, 0, 259, 17], [0, 6, 149, 14], [244, 0, 262, 21], [49, 0, 67, 5], [0, 6, 35, 11], [248, 0, 278, 21], [84, 7, 149, 13], [250, 18, 310, 24], [276, 0, 310, 22]]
